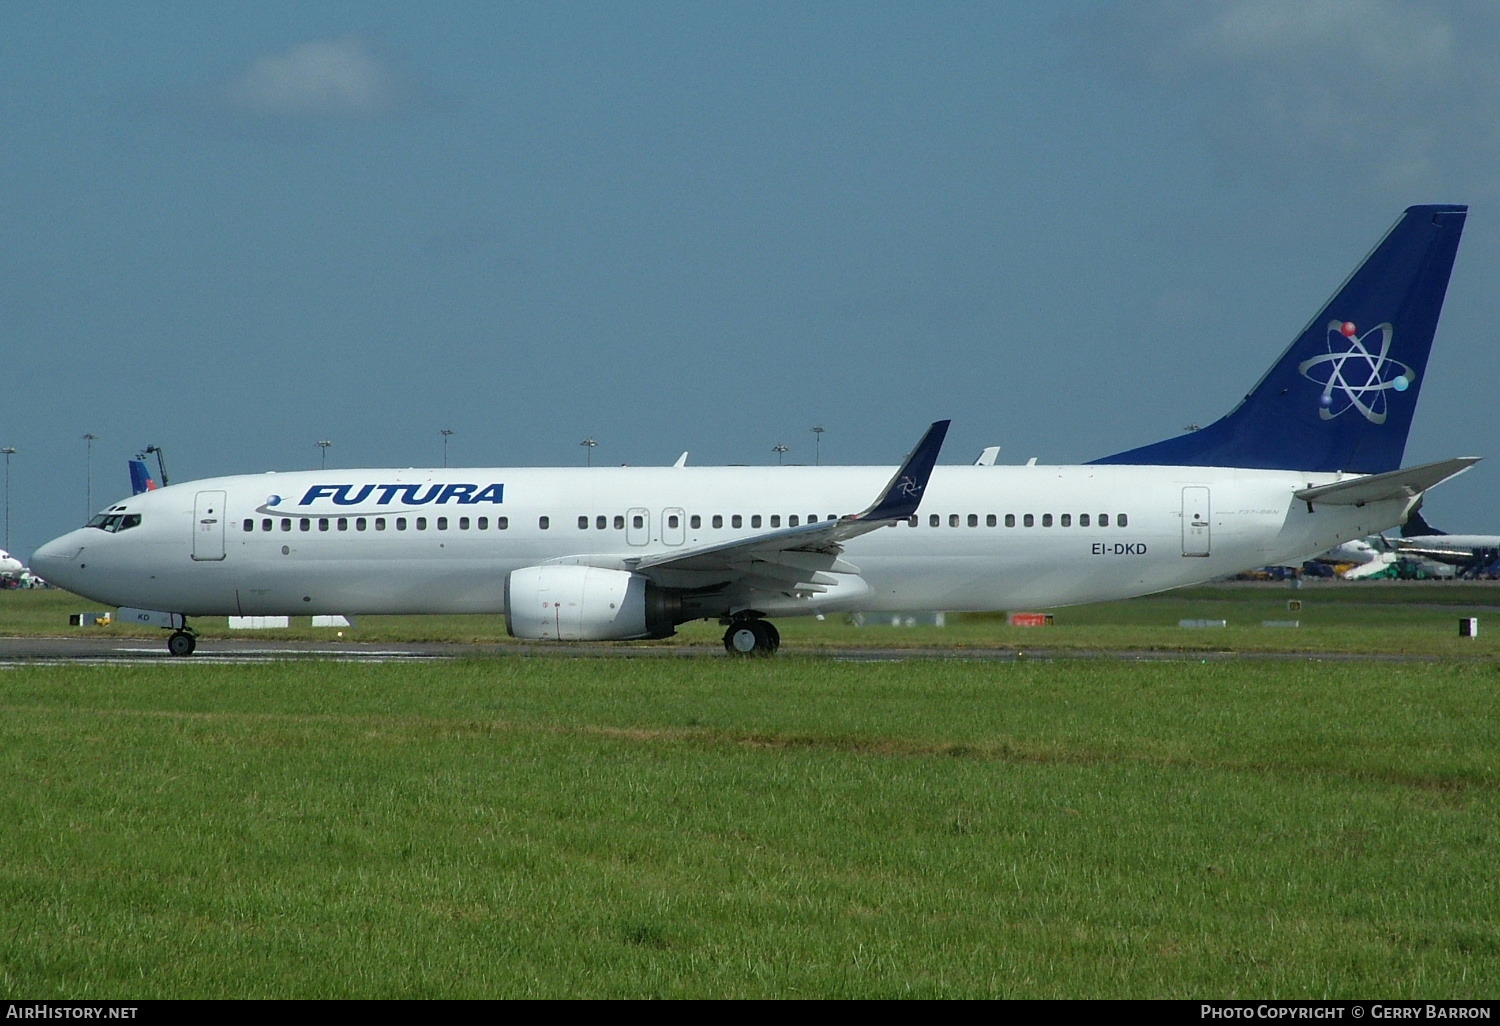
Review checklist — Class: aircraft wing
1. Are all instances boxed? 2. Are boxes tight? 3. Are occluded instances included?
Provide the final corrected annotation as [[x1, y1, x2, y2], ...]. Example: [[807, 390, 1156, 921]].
[[550, 421, 950, 596], [1390, 542, 1487, 565], [1294, 457, 1480, 507]]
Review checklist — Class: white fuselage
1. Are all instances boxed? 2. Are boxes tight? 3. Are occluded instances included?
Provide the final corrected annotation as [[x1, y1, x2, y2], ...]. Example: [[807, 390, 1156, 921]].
[[32, 462, 1404, 619]]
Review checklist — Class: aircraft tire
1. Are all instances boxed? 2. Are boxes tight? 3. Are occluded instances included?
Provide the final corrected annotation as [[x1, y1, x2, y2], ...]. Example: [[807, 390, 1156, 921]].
[[723, 619, 776, 656], [167, 630, 197, 657]]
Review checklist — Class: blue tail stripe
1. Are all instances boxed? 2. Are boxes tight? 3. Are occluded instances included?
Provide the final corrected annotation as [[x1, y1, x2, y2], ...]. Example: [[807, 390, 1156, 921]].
[[1091, 205, 1467, 474]]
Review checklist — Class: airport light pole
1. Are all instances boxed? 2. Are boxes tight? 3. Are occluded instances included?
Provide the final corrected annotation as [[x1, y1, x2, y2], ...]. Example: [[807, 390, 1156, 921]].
[[580, 438, 597, 466], [2, 447, 15, 553], [440, 429, 454, 468], [316, 440, 332, 470], [773, 444, 788, 465], [810, 426, 825, 466], [82, 433, 97, 517]]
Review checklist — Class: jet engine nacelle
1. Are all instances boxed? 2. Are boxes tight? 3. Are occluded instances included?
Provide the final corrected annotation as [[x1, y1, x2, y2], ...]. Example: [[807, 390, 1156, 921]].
[[504, 564, 680, 641]]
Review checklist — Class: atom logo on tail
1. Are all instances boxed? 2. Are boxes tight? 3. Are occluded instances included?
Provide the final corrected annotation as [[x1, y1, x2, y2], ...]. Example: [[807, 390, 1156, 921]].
[[1297, 320, 1415, 424]]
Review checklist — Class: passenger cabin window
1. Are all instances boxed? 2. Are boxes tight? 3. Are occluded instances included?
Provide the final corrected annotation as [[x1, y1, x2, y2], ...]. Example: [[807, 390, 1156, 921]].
[[771, 515, 781, 528], [459, 517, 470, 530], [731, 514, 743, 528], [1042, 514, 1052, 527], [596, 515, 607, 530], [376, 518, 387, 531], [498, 517, 509, 529], [337, 518, 348, 531], [1079, 514, 1090, 527], [751, 515, 762, 528], [578, 516, 589, 530], [1005, 514, 1015, 527], [1060, 514, 1071, 527], [949, 514, 959, 528], [929, 514, 940, 527], [477, 517, 488, 530], [789, 515, 800, 527], [967, 514, 978, 527], [397, 518, 408, 531], [437, 517, 448, 530], [1118, 513, 1129, 527], [712, 515, 723, 528], [357, 518, 368, 531], [1023, 514, 1034, 527], [1099, 514, 1109, 527], [416, 517, 428, 531], [300, 519, 311, 532], [633, 515, 644, 529], [538, 516, 550, 530], [614, 515, 625, 530], [668, 514, 680, 528], [690, 515, 701, 529]]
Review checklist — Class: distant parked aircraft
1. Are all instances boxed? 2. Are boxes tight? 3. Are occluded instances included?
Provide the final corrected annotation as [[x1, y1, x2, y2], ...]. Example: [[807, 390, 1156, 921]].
[[1394, 506, 1500, 573], [0, 549, 25, 579]]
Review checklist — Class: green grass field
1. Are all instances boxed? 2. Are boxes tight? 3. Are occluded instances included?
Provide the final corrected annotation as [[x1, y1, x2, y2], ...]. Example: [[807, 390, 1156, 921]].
[[7, 580, 1500, 656], [2, 652, 1497, 998]]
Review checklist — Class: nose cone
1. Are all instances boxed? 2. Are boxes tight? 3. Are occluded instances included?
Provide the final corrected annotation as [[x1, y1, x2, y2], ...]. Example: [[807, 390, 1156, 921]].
[[30, 531, 86, 590]]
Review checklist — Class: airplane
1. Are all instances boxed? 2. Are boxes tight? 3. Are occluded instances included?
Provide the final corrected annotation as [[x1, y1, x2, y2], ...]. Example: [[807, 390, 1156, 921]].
[[0, 549, 26, 579], [1392, 506, 1500, 574], [31, 204, 1477, 657]]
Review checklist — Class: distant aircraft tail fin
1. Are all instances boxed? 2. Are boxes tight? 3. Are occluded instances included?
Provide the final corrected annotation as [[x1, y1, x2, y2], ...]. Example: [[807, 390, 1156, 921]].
[[1091, 204, 1468, 474], [129, 459, 158, 495], [1401, 503, 1446, 538]]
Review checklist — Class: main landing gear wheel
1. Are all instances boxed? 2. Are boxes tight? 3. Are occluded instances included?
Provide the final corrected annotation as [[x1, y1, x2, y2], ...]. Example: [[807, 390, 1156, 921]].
[[167, 630, 197, 657], [723, 619, 780, 656]]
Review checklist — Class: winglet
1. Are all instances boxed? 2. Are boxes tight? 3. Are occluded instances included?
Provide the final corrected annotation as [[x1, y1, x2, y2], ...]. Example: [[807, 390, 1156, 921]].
[[854, 420, 950, 522]]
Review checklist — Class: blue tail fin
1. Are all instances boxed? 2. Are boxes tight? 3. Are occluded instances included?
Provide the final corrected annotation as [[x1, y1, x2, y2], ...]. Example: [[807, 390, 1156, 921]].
[[1091, 205, 1467, 474], [128, 459, 157, 495]]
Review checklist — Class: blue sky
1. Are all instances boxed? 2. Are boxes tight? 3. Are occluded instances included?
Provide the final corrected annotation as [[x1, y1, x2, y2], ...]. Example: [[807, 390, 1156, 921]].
[[6, 1, 1500, 559]]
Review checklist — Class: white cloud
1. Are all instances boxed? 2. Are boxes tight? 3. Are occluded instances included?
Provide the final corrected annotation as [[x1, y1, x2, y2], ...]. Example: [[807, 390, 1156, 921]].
[[1088, 1, 1500, 194], [224, 36, 418, 118]]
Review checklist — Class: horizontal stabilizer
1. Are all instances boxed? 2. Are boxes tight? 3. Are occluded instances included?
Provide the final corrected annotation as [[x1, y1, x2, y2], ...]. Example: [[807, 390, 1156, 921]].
[[1294, 457, 1479, 506]]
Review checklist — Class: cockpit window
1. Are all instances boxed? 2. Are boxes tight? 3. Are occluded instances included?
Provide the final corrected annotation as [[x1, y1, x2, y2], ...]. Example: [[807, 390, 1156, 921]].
[[87, 512, 142, 533]]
